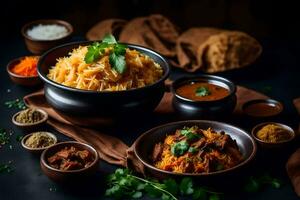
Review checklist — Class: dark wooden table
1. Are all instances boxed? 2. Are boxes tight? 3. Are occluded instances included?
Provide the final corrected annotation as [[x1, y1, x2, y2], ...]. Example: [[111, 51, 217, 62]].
[[0, 36, 299, 200]]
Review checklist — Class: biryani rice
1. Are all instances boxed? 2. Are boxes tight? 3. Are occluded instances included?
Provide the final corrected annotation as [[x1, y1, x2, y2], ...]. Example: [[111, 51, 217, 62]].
[[153, 127, 244, 173], [47, 46, 163, 91]]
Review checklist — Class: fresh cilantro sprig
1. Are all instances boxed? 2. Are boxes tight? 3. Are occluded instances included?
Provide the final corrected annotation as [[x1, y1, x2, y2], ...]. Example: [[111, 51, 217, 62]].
[[171, 141, 189, 157], [244, 174, 281, 193], [195, 87, 211, 97], [84, 34, 127, 74], [181, 127, 201, 141], [105, 168, 222, 200]]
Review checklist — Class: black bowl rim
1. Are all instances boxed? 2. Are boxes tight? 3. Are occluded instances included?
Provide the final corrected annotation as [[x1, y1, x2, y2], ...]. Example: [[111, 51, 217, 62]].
[[12, 108, 48, 127], [21, 131, 57, 151], [242, 99, 283, 117], [171, 75, 236, 103], [40, 141, 99, 173], [134, 120, 257, 177], [7, 56, 40, 79], [37, 41, 170, 94], [251, 122, 295, 145], [21, 19, 73, 42]]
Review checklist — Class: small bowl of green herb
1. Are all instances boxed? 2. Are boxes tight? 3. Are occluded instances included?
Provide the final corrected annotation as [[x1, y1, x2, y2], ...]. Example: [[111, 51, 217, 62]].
[[12, 108, 48, 132], [171, 75, 237, 119]]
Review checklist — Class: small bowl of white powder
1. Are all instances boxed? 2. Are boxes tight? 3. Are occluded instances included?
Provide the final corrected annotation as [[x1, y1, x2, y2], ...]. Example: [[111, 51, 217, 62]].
[[22, 19, 73, 54]]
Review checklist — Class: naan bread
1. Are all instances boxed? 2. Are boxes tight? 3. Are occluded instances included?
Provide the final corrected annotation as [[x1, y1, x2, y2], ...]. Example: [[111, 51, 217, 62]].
[[174, 28, 262, 73]]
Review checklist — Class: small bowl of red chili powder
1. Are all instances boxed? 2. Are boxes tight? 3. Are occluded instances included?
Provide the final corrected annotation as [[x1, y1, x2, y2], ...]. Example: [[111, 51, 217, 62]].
[[6, 56, 41, 86]]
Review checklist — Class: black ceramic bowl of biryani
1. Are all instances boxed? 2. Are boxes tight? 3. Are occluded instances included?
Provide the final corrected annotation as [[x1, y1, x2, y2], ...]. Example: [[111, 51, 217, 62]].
[[37, 38, 170, 126], [134, 120, 257, 188]]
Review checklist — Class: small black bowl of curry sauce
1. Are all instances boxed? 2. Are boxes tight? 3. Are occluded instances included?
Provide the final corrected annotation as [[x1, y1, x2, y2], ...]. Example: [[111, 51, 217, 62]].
[[242, 99, 283, 120], [171, 75, 237, 119]]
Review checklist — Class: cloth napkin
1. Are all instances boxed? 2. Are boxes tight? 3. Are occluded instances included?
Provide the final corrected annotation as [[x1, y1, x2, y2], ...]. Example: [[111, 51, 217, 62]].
[[286, 98, 300, 197], [23, 86, 267, 173], [86, 15, 262, 73]]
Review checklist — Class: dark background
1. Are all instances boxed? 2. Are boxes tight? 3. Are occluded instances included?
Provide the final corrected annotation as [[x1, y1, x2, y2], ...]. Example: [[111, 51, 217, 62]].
[[1, 0, 300, 40], [1, 1, 300, 200]]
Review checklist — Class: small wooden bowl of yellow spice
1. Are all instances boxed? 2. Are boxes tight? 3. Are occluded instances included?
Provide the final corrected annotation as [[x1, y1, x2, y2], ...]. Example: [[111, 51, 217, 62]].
[[22, 132, 57, 153], [12, 108, 48, 132], [252, 122, 295, 149]]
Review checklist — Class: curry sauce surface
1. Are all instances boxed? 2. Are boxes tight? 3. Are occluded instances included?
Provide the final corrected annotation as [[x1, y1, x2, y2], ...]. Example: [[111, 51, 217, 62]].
[[176, 82, 230, 101]]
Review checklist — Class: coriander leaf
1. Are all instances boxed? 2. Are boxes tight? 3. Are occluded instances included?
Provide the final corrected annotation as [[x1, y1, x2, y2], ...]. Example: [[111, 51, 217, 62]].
[[84, 43, 101, 64], [188, 147, 198, 154], [270, 179, 281, 189], [163, 179, 178, 195], [181, 128, 201, 141], [144, 183, 162, 198], [180, 177, 194, 195], [193, 188, 207, 200], [131, 191, 142, 199], [109, 52, 126, 74], [195, 86, 211, 97], [161, 193, 173, 200], [102, 34, 117, 44], [209, 194, 220, 200], [171, 141, 189, 157], [244, 177, 260, 193], [115, 43, 127, 55], [105, 185, 123, 199], [84, 42, 109, 64]]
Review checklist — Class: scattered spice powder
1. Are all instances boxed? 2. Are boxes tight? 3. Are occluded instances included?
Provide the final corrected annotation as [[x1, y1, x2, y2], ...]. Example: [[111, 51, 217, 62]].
[[256, 124, 292, 143], [15, 108, 44, 124], [25, 132, 56, 148], [11, 56, 38, 76]]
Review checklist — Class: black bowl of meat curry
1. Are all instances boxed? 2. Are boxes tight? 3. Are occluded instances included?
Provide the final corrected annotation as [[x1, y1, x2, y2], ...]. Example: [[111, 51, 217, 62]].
[[171, 75, 236, 119]]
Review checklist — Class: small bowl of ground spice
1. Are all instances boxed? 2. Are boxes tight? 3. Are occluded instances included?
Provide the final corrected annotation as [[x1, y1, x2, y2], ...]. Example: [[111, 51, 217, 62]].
[[21, 19, 73, 54], [12, 108, 48, 132], [7, 56, 41, 86], [252, 122, 295, 149], [22, 132, 57, 153]]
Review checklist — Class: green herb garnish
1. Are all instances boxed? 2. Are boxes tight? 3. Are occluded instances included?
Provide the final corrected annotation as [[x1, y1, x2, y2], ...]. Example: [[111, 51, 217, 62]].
[[195, 87, 211, 97], [181, 128, 201, 141], [188, 147, 198, 154], [84, 34, 127, 74], [4, 99, 26, 109], [0, 128, 10, 146], [0, 161, 14, 174], [171, 141, 189, 157], [244, 174, 281, 193], [105, 168, 222, 200]]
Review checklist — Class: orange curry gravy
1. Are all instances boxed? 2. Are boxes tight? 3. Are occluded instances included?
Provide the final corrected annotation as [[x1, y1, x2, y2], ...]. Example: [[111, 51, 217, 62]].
[[176, 82, 230, 101], [244, 102, 281, 117]]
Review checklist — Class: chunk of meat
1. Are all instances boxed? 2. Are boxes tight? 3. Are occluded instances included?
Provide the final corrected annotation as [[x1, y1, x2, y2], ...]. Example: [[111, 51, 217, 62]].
[[191, 138, 206, 149], [61, 160, 83, 170], [48, 155, 61, 165], [56, 149, 71, 159], [152, 143, 164, 162], [226, 146, 243, 162]]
